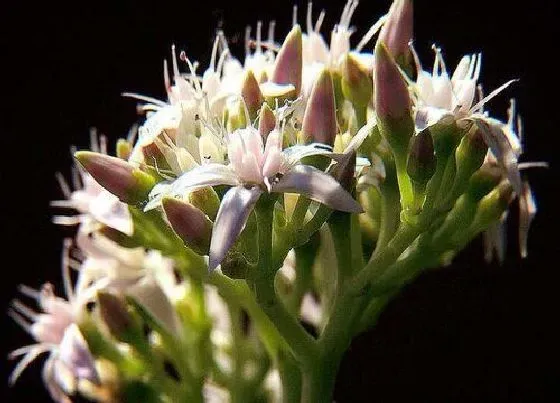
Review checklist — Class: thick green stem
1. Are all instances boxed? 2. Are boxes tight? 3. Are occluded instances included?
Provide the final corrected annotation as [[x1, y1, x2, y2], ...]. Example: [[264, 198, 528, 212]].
[[252, 199, 318, 365]]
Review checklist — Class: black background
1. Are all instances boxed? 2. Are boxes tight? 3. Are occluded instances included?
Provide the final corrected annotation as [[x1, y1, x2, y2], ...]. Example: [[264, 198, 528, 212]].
[[1, 0, 559, 401]]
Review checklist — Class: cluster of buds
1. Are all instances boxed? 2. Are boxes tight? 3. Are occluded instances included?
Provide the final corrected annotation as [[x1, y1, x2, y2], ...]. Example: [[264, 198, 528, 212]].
[[9, 1, 543, 402]]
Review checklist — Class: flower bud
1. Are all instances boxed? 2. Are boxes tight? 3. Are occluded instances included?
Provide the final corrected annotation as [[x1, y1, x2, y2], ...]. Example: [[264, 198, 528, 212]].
[[302, 69, 337, 145], [258, 102, 276, 139], [407, 129, 435, 186], [378, 0, 413, 64], [241, 70, 264, 121], [472, 180, 515, 231], [271, 25, 302, 95], [375, 42, 414, 155], [162, 197, 212, 254], [466, 165, 503, 201], [452, 123, 489, 196], [74, 151, 156, 205], [341, 53, 373, 108], [97, 292, 138, 342], [187, 187, 221, 221], [225, 98, 249, 132]]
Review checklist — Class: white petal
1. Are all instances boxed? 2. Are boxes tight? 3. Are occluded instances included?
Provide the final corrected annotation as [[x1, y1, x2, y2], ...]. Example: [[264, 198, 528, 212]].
[[145, 164, 239, 211], [282, 143, 336, 166], [128, 276, 182, 337], [209, 186, 262, 271], [58, 324, 99, 383], [273, 165, 363, 213]]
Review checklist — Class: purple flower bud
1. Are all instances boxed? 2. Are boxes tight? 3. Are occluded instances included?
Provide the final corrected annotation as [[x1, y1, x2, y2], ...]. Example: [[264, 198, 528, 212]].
[[378, 0, 413, 60], [74, 151, 155, 205], [162, 197, 212, 254], [375, 42, 411, 120], [258, 103, 276, 139], [341, 53, 373, 108], [241, 70, 264, 120], [302, 69, 337, 145], [272, 25, 302, 95]]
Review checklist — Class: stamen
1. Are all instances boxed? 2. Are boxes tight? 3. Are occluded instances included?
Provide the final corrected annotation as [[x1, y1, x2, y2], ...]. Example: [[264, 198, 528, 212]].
[[55, 172, 72, 199], [315, 10, 325, 32], [245, 26, 251, 58], [8, 309, 32, 333], [99, 134, 108, 155], [307, 2, 313, 34], [52, 215, 82, 225], [9, 345, 52, 385], [256, 21, 262, 54], [70, 163, 81, 191], [431, 45, 447, 76], [121, 92, 167, 107], [356, 14, 388, 52], [62, 238, 74, 302], [163, 59, 171, 92], [89, 128, 99, 153], [18, 284, 40, 299], [127, 123, 139, 144], [11, 300, 38, 321], [293, 5, 298, 27], [179, 51, 202, 93], [469, 79, 518, 114], [267, 21, 276, 48], [210, 35, 220, 72], [216, 49, 230, 77], [518, 161, 549, 170], [474, 53, 482, 81], [171, 44, 180, 79]]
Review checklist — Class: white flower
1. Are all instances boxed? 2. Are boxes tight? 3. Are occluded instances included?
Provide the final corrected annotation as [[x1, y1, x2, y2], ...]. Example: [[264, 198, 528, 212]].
[[147, 126, 362, 270], [9, 259, 98, 403]]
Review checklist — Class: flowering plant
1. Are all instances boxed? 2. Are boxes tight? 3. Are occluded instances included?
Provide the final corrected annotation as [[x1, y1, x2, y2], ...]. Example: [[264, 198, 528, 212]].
[[8, 1, 544, 402]]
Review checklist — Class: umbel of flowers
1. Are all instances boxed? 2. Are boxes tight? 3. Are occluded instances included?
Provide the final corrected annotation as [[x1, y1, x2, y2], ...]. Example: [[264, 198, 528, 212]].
[[9, 1, 541, 402]]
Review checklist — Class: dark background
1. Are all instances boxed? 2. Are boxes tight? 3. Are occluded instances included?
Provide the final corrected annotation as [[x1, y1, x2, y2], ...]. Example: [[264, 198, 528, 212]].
[[1, 0, 558, 401]]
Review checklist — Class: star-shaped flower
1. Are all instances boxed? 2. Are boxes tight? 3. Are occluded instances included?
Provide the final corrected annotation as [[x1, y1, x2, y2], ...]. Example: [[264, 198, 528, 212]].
[[147, 126, 362, 270]]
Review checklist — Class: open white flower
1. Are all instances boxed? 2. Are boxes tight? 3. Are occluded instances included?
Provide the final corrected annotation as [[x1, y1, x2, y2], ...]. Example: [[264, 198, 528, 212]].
[[147, 126, 362, 270], [8, 262, 98, 403]]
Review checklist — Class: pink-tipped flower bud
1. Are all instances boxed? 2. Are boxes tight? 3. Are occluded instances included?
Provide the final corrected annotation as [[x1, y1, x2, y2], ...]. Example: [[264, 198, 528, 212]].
[[302, 69, 337, 146], [97, 292, 138, 342], [258, 103, 276, 139], [378, 0, 413, 61], [162, 197, 212, 255], [375, 42, 411, 120], [74, 151, 155, 205], [241, 70, 264, 120], [341, 53, 373, 108], [271, 25, 302, 95], [375, 42, 414, 156]]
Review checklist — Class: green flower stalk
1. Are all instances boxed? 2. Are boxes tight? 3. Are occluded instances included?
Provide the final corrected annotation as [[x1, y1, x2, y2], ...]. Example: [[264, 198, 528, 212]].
[[8, 1, 543, 402]]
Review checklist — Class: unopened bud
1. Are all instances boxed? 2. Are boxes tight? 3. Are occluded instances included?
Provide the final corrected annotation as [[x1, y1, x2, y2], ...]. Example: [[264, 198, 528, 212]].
[[302, 69, 337, 145], [341, 53, 373, 108], [378, 0, 414, 65], [375, 42, 414, 155], [407, 129, 435, 185], [466, 165, 503, 201], [162, 197, 212, 254], [74, 151, 155, 205], [258, 103, 276, 139], [241, 70, 264, 121], [452, 124, 489, 196], [271, 25, 302, 95], [225, 98, 249, 132], [187, 187, 221, 221], [97, 292, 138, 341]]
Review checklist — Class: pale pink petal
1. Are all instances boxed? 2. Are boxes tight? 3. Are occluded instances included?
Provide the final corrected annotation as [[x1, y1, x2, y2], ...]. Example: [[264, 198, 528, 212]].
[[209, 186, 262, 271], [58, 324, 99, 383], [272, 165, 363, 213]]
